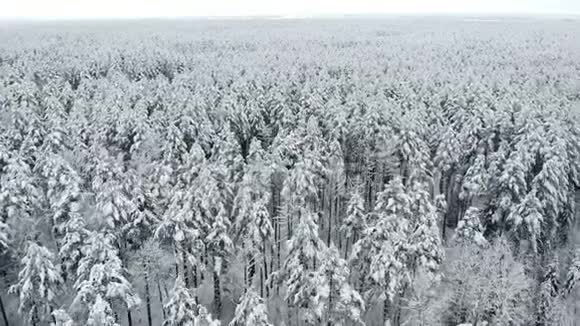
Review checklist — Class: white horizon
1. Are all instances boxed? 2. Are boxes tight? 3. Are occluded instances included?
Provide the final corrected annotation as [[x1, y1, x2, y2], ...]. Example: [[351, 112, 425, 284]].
[[1, 0, 579, 20]]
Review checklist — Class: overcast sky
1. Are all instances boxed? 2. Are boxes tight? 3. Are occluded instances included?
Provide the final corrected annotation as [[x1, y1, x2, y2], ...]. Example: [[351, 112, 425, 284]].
[[1, 0, 579, 19]]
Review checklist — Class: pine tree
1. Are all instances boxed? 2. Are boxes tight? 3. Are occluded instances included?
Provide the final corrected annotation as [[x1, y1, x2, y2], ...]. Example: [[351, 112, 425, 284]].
[[282, 208, 328, 325], [434, 126, 460, 175], [155, 154, 207, 290], [407, 180, 444, 276], [0, 154, 42, 226], [9, 241, 63, 325], [35, 99, 82, 239], [531, 138, 570, 249], [163, 277, 220, 326], [163, 277, 198, 326], [229, 289, 272, 326], [341, 184, 366, 257], [444, 237, 533, 325], [320, 245, 365, 326], [280, 135, 324, 241], [161, 122, 189, 165], [351, 177, 411, 325], [452, 207, 488, 247], [492, 152, 528, 228], [459, 152, 488, 201], [72, 231, 140, 324], [45, 155, 82, 236], [507, 190, 543, 252], [352, 177, 443, 322], [234, 195, 273, 290], [537, 259, 561, 326], [233, 139, 273, 292], [59, 212, 89, 278], [91, 146, 138, 230], [206, 205, 233, 317], [86, 295, 118, 326]]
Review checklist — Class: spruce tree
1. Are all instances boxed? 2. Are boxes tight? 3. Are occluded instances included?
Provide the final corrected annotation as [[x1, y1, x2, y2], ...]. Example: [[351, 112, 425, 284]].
[[9, 241, 63, 325], [163, 277, 220, 326], [229, 289, 273, 326], [452, 207, 488, 247]]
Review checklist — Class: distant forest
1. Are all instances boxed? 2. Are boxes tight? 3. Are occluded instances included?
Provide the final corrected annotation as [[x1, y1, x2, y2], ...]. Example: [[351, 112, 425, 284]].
[[1, 18, 580, 326]]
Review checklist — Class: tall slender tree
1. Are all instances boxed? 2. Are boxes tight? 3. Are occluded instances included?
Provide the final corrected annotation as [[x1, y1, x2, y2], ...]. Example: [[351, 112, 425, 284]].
[[9, 241, 63, 326]]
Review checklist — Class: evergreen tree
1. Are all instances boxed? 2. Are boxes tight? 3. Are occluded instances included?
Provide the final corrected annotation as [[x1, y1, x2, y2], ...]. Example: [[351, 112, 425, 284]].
[[59, 212, 89, 278], [537, 259, 561, 326], [492, 152, 528, 228], [351, 176, 443, 325], [72, 231, 140, 324], [229, 289, 273, 326], [86, 295, 118, 326], [36, 150, 81, 227], [452, 207, 488, 247], [407, 180, 444, 276], [91, 146, 138, 230], [341, 184, 366, 257], [155, 145, 208, 277], [351, 177, 410, 325], [320, 245, 365, 326], [163, 277, 220, 326], [508, 191, 543, 252], [233, 139, 273, 292], [459, 152, 489, 201], [282, 208, 328, 325], [0, 154, 42, 228], [9, 241, 63, 325], [206, 205, 233, 317]]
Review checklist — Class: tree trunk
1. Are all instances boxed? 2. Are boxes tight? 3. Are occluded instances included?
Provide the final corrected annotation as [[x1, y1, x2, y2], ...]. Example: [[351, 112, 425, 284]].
[[271, 215, 277, 277], [262, 245, 269, 297], [277, 218, 281, 295], [248, 254, 256, 288], [327, 271, 333, 326], [383, 296, 391, 326], [174, 248, 180, 279], [157, 279, 166, 320], [50, 305, 56, 325], [442, 170, 454, 241], [260, 266, 264, 297], [163, 283, 170, 304], [0, 293, 9, 326], [182, 250, 190, 288], [327, 203, 332, 246], [213, 269, 222, 317], [243, 261, 247, 291], [127, 309, 133, 326], [270, 179, 278, 278], [193, 265, 198, 303], [201, 249, 208, 282], [287, 204, 292, 240], [31, 305, 38, 326], [336, 195, 341, 251], [144, 264, 152, 326]]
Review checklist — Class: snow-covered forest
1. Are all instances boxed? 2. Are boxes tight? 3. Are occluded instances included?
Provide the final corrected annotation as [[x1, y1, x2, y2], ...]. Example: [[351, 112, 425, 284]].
[[1, 17, 580, 326]]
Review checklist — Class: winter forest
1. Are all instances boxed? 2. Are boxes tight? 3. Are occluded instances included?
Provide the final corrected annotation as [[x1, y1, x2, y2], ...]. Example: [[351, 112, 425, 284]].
[[1, 17, 580, 326]]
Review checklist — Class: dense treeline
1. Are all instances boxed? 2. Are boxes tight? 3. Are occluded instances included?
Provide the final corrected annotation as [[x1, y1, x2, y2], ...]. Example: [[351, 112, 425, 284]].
[[1, 18, 580, 326]]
